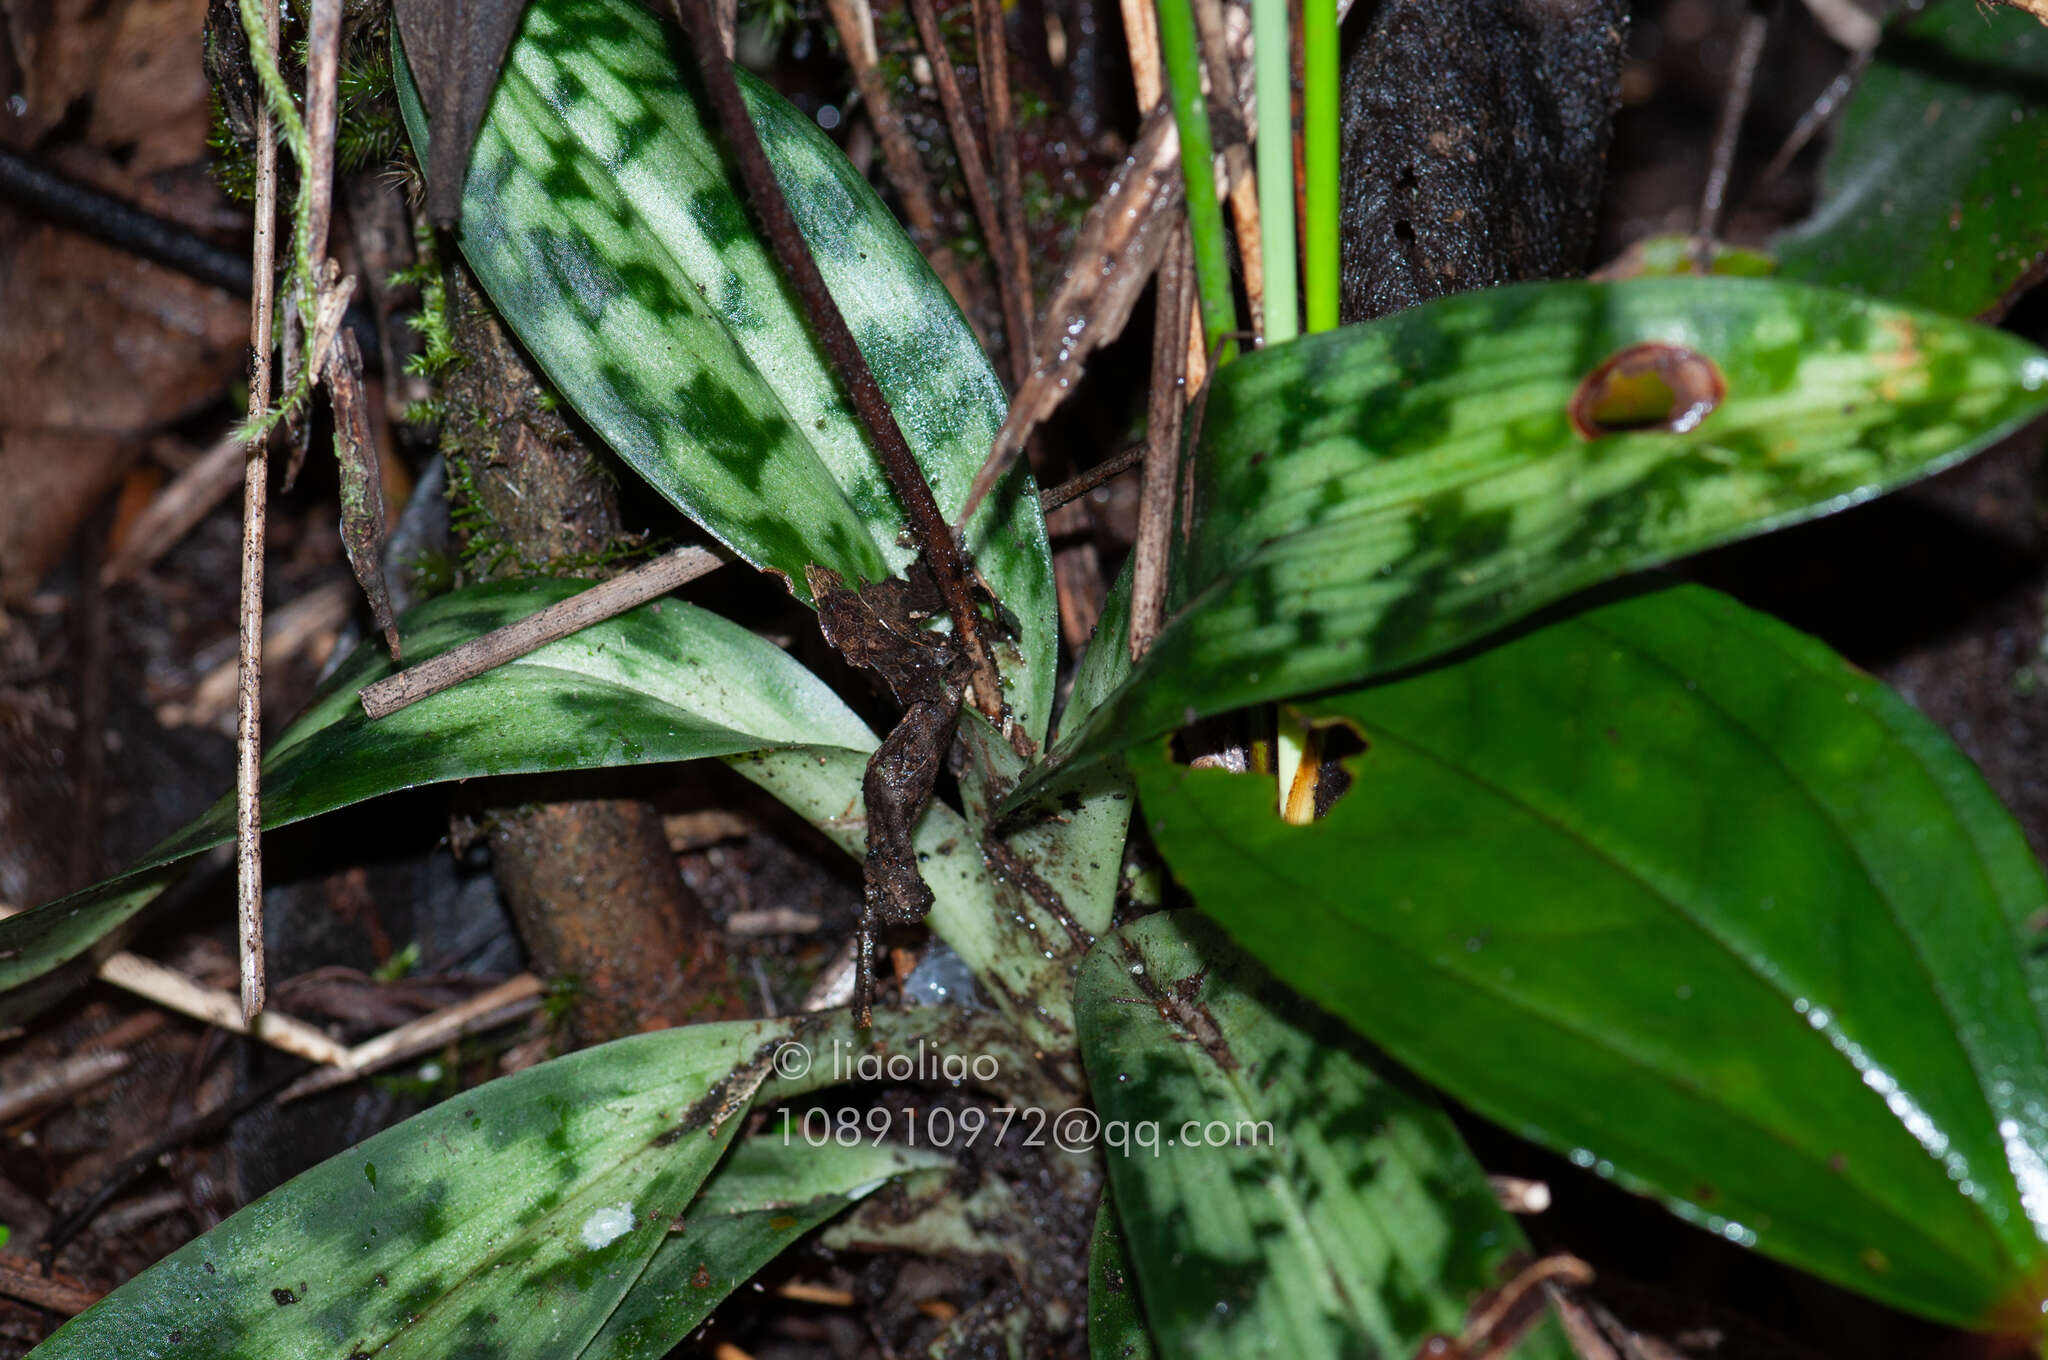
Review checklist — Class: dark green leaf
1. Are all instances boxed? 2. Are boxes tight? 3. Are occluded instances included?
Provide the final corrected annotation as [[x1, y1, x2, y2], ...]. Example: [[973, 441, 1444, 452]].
[[0, 580, 871, 1019], [1075, 912, 1569, 1358], [34, 1021, 791, 1359], [584, 1137, 948, 1359], [1133, 584, 2048, 1329], [1088, 1193, 1157, 1360], [1016, 277, 2048, 807], [1777, 0, 2048, 320], [394, 0, 1058, 743]]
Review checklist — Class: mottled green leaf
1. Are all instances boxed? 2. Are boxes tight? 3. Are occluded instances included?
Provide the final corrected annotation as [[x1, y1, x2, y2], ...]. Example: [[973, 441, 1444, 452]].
[[1088, 1193, 1157, 1360], [585, 1137, 949, 1359], [1777, 0, 2048, 319], [1017, 277, 2048, 806], [1076, 913, 1569, 1359], [33, 1021, 790, 1359], [394, 0, 1058, 743], [0, 579, 870, 1020], [1134, 584, 2048, 1330]]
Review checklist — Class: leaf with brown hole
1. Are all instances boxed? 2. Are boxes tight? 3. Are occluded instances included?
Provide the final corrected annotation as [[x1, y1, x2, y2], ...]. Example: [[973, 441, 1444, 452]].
[[1133, 582, 2048, 1331], [1568, 342, 1724, 438], [1009, 276, 2048, 809]]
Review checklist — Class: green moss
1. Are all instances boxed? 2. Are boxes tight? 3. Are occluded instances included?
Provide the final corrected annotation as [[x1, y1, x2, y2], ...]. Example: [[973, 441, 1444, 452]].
[[206, 90, 258, 203], [397, 231, 464, 388]]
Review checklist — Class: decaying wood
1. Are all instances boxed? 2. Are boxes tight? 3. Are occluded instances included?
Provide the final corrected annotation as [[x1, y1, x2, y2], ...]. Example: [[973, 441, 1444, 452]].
[[1338, 0, 1626, 322], [324, 328, 400, 659]]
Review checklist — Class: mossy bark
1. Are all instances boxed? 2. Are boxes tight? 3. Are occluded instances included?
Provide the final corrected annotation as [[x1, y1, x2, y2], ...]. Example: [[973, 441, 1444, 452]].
[[441, 266, 740, 1042]]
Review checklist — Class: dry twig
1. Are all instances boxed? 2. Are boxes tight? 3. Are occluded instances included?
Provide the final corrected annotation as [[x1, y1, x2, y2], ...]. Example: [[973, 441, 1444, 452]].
[[278, 974, 546, 1102], [1693, 3, 1769, 272], [908, 0, 1031, 386], [0, 1256, 102, 1316], [234, 0, 283, 1023], [359, 546, 729, 719], [822, 0, 942, 242], [1038, 441, 1143, 511], [969, 0, 1037, 375], [100, 432, 245, 585], [1130, 227, 1193, 660], [956, 13, 1252, 526]]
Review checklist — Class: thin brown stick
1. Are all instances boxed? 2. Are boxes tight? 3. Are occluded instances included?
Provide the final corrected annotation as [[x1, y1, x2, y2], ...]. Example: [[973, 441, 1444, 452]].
[[1692, 4, 1768, 272], [304, 0, 342, 269], [101, 431, 244, 585], [1039, 440, 1143, 511], [1130, 226, 1193, 661], [0, 1049, 129, 1125], [672, 0, 1008, 731], [823, 0, 942, 242], [1751, 50, 1869, 197], [360, 546, 728, 719], [1460, 1254, 1594, 1358], [956, 107, 1182, 524], [277, 974, 545, 1102], [909, 0, 1030, 386], [969, 0, 1037, 376], [236, 0, 282, 1024], [0, 1257, 102, 1317], [1117, 0, 1165, 109]]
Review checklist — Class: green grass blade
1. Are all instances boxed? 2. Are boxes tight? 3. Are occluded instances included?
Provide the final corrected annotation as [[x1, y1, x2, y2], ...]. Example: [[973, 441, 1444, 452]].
[[1155, 0, 1241, 363]]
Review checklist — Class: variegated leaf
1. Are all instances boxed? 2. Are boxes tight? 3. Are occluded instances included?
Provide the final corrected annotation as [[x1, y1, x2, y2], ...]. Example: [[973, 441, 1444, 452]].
[[394, 0, 1059, 743], [1015, 277, 2048, 806]]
